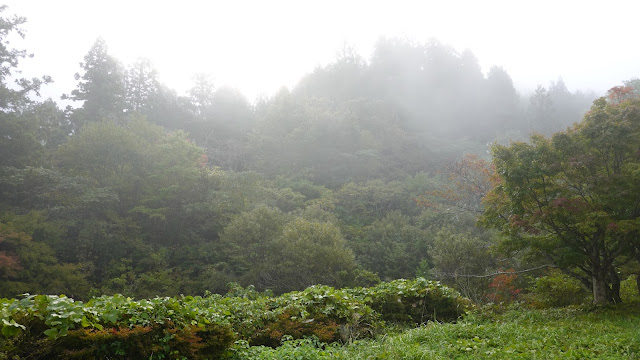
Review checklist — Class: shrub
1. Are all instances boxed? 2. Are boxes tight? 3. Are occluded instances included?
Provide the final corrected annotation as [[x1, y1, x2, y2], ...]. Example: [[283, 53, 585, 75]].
[[265, 285, 380, 344], [620, 275, 640, 303], [1, 280, 466, 357], [486, 270, 522, 303], [348, 278, 469, 324], [251, 309, 340, 347], [526, 269, 590, 308], [0, 294, 235, 359]]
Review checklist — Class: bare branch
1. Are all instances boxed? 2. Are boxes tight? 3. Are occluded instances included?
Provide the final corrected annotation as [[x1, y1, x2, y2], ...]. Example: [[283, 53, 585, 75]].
[[439, 264, 556, 279]]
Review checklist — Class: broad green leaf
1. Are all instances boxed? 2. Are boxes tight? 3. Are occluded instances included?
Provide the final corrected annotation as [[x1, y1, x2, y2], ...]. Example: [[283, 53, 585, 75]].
[[43, 328, 58, 338]]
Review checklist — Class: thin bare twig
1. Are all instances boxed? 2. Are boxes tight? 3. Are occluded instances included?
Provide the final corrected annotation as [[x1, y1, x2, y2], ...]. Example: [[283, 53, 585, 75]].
[[440, 264, 556, 279]]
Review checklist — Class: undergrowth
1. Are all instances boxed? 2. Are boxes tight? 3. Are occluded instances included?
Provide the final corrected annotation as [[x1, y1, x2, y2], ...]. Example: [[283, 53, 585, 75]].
[[230, 304, 640, 359]]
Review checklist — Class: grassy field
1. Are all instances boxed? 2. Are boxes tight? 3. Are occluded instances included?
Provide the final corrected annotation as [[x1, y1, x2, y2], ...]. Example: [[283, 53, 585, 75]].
[[233, 304, 640, 359]]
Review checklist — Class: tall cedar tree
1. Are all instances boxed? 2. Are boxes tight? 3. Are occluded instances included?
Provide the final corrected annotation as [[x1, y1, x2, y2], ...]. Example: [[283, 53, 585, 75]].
[[66, 37, 126, 125]]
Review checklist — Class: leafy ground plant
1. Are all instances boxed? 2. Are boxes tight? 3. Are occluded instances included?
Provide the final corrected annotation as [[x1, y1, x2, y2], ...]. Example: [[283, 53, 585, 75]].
[[0, 278, 468, 358], [230, 305, 640, 359]]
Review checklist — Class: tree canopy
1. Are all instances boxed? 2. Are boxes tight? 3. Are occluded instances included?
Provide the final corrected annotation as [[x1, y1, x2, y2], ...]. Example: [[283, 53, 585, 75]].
[[1, 7, 631, 306], [482, 97, 640, 304]]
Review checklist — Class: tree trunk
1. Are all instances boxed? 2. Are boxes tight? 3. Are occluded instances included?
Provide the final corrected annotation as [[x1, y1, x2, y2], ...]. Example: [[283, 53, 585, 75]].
[[636, 273, 640, 296], [609, 268, 622, 304], [591, 237, 610, 305], [592, 272, 609, 305]]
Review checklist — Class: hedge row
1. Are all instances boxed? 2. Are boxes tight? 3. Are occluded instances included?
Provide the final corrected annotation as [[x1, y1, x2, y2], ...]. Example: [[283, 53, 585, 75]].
[[0, 278, 469, 359]]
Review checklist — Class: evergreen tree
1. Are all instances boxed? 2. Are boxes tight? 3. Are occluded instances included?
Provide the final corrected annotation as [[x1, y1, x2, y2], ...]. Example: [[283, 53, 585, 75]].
[[124, 57, 159, 114], [527, 85, 556, 136], [188, 73, 215, 117], [0, 6, 54, 167], [485, 66, 521, 135], [65, 37, 126, 125]]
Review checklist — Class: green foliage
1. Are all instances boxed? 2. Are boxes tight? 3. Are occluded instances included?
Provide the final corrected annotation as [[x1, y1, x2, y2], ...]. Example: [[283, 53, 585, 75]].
[[220, 206, 357, 294], [124, 57, 160, 114], [351, 211, 431, 280], [0, 294, 235, 359], [429, 228, 495, 303], [219, 205, 290, 286], [66, 37, 126, 125], [0, 279, 468, 357], [0, 6, 52, 112], [620, 275, 640, 303], [0, 166, 118, 219], [232, 306, 640, 359], [346, 306, 640, 359], [334, 180, 413, 226], [54, 117, 164, 187], [0, 7, 57, 168], [0, 113, 45, 168], [275, 178, 330, 202], [230, 336, 344, 360], [482, 97, 640, 304], [271, 220, 357, 292], [248, 285, 379, 346], [250, 93, 429, 187], [2, 10, 631, 357], [528, 85, 557, 135], [215, 171, 306, 215], [525, 269, 590, 308], [348, 278, 469, 324], [0, 214, 90, 299]]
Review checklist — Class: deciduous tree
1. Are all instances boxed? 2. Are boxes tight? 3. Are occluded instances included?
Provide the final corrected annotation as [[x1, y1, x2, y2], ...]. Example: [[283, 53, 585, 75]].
[[482, 96, 640, 304]]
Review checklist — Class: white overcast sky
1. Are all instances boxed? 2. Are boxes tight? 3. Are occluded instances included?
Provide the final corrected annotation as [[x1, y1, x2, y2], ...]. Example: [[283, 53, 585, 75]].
[[3, 0, 640, 102]]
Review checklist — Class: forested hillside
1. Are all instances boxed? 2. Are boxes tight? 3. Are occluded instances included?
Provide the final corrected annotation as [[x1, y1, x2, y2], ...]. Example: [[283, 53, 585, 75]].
[[4, 5, 640, 359], [3, 4, 639, 308]]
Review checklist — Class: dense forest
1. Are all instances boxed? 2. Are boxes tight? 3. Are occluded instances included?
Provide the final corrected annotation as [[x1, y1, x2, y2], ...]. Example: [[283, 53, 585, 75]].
[[4, 5, 640, 359], [2, 4, 640, 309]]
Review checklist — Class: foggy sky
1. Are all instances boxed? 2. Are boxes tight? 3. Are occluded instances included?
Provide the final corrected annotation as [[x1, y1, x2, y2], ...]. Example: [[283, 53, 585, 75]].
[[4, 0, 639, 102]]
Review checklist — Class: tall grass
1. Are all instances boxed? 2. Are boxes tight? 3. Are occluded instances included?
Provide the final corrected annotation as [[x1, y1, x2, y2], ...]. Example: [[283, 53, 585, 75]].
[[231, 305, 640, 359]]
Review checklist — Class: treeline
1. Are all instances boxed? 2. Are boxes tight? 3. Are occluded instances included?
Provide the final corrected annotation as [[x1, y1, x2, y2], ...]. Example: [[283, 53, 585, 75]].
[[29, 37, 597, 186], [0, 6, 599, 302]]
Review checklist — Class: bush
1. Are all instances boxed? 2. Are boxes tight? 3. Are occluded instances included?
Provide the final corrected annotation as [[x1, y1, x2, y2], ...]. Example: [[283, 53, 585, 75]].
[[251, 309, 340, 347], [348, 278, 469, 324], [1, 280, 466, 357], [264, 285, 380, 344], [0, 294, 235, 359], [214, 284, 379, 346], [620, 275, 640, 303], [486, 270, 522, 304], [526, 269, 590, 308]]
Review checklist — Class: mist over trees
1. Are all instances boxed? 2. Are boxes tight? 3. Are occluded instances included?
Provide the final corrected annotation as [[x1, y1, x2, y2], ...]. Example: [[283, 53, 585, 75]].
[[6, 5, 640, 307]]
